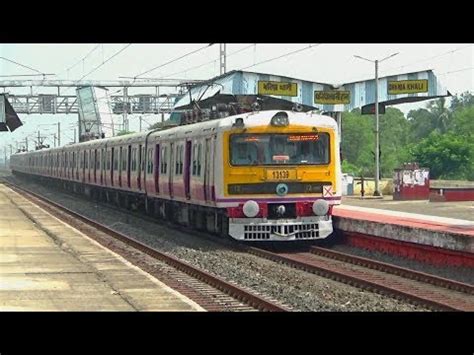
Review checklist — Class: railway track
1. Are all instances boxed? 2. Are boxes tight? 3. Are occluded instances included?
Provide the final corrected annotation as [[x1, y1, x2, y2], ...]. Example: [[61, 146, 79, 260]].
[[246, 246, 474, 311], [2, 180, 290, 312], [5, 176, 474, 311]]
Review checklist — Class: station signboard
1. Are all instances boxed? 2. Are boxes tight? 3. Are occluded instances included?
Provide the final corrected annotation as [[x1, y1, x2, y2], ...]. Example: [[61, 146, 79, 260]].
[[258, 81, 298, 97], [388, 79, 428, 95], [314, 90, 350, 105]]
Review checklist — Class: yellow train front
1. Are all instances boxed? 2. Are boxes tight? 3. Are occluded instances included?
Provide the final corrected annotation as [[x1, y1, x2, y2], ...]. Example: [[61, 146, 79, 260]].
[[215, 110, 342, 241]]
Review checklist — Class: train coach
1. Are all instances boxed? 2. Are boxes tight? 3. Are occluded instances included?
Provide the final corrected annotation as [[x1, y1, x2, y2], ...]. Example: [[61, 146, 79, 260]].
[[10, 109, 342, 242]]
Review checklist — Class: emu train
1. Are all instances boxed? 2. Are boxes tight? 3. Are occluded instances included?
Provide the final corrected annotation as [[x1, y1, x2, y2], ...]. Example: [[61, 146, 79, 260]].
[[10, 110, 342, 241]]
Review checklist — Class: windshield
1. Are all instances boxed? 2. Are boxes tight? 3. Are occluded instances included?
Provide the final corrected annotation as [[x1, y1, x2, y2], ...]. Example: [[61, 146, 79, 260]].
[[230, 133, 330, 166]]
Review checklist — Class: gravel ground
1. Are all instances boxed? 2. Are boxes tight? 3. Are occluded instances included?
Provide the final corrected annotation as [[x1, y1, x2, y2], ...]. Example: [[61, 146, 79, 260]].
[[4, 174, 429, 311], [330, 244, 474, 285]]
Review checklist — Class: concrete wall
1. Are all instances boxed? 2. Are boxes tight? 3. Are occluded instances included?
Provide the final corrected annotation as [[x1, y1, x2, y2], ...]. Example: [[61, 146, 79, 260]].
[[352, 178, 393, 196], [348, 178, 474, 196]]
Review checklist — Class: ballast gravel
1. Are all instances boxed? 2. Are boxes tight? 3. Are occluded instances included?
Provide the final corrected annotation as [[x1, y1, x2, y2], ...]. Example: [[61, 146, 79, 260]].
[[6, 175, 431, 312]]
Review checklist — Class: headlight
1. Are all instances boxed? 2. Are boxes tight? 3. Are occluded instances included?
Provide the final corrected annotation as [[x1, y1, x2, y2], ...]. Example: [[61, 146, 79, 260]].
[[270, 111, 289, 126], [312, 200, 329, 216], [243, 200, 260, 218]]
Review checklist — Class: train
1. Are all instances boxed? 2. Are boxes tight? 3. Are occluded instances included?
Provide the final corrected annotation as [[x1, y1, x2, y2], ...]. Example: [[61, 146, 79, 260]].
[[10, 109, 342, 242]]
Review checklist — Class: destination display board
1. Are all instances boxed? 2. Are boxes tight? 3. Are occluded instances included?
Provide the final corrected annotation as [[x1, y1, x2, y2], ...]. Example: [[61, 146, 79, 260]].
[[388, 79, 428, 95], [258, 81, 298, 96], [314, 90, 350, 104]]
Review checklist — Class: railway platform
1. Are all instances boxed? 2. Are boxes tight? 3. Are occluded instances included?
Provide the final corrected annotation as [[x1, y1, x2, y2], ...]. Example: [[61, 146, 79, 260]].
[[0, 183, 204, 311], [333, 197, 474, 265]]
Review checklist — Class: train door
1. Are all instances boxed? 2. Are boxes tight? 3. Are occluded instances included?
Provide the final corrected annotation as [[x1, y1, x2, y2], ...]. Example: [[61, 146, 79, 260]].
[[184, 141, 191, 199], [88, 150, 91, 182], [137, 144, 142, 190], [93, 150, 97, 183], [111, 148, 115, 186], [204, 137, 214, 202], [81, 150, 85, 182], [118, 147, 123, 187], [154, 144, 160, 194], [140, 146, 146, 191], [100, 148, 104, 185], [169, 142, 174, 198]]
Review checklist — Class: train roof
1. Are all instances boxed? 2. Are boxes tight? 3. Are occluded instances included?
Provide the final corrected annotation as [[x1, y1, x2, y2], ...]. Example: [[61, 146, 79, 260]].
[[12, 110, 337, 157], [148, 110, 337, 140]]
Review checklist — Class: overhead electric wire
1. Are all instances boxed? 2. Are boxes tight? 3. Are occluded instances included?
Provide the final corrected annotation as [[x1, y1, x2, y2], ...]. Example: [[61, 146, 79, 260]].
[[0, 56, 48, 77], [77, 44, 132, 81], [133, 44, 215, 79], [61, 44, 132, 95], [238, 44, 321, 71], [437, 66, 474, 75], [381, 44, 473, 74], [0, 74, 54, 78], [159, 44, 256, 79], [56, 44, 101, 78]]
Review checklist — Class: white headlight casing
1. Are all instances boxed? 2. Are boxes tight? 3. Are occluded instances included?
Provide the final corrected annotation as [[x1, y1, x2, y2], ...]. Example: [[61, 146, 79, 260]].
[[312, 199, 329, 216], [243, 200, 260, 218]]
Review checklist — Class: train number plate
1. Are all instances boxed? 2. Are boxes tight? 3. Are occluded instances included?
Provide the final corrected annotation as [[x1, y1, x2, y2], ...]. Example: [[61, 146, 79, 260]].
[[266, 169, 297, 181]]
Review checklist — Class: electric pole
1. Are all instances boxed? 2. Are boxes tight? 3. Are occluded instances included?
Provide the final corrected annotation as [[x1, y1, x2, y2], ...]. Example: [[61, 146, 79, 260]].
[[57, 122, 61, 147], [123, 87, 129, 132], [354, 52, 399, 197], [220, 44, 226, 75]]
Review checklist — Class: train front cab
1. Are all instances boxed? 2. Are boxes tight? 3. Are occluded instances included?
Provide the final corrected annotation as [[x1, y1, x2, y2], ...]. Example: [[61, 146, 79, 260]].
[[220, 111, 341, 242]]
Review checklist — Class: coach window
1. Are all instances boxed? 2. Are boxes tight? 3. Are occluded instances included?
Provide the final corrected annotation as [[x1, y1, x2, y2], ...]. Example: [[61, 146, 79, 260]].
[[113, 149, 118, 171], [132, 148, 137, 171], [175, 145, 179, 175], [122, 147, 127, 173], [106, 150, 111, 170], [140, 147, 145, 174], [160, 147, 165, 174], [179, 145, 184, 175], [147, 148, 153, 174], [163, 146, 168, 174], [192, 144, 197, 176], [197, 143, 202, 176]]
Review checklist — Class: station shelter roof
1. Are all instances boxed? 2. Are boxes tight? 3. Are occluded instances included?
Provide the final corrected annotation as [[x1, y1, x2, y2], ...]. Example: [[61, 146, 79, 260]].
[[173, 69, 450, 113]]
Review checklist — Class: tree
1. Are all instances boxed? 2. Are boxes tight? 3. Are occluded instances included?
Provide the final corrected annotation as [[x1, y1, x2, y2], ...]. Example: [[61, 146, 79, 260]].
[[450, 91, 474, 111], [407, 108, 436, 140], [409, 132, 473, 180], [341, 110, 374, 176], [449, 102, 474, 139], [378, 107, 411, 177], [427, 97, 451, 133], [407, 97, 454, 140], [341, 107, 411, 178]]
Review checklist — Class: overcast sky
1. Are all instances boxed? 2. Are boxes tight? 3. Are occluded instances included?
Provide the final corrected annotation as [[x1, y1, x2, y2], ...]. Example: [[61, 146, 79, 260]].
[[0, 43, 472, 155]]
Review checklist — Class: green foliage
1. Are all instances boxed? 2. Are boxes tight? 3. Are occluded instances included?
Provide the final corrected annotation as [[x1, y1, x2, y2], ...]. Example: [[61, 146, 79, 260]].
[[341, 93, 474, 181], [341, 160, 362, 176], [341, 110, 374, 176], [409, 132, 473, 180]]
